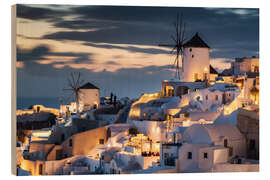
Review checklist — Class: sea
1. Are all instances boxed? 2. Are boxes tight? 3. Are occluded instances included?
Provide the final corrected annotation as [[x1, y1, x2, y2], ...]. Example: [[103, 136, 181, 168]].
[[17, 97, 61, 110]]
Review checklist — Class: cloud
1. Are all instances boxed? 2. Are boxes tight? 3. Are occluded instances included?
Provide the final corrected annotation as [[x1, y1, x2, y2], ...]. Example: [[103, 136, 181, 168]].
[[35, 5, 258, 59], [83, 42, 171, 55], [16, 5, 259, 100], [17, 44, 50, 61], [17, 59, 175, 98], [105, 61, 120, 65], [17, 44, 95, 65], [16, 4, 67, 22]]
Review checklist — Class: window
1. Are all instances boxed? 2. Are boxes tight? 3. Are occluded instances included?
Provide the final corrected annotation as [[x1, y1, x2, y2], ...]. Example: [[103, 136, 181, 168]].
[[206, 95, 208, 100], [249, 139, 256, 150], [204, 73, 208, 81], [69, 139, 72, 147], [61, 134, 65, 142], [224, 139, 228, 147], [215, 95, 219, 101], [194, 73, 198, 81], [39, 164, 43, 175], [253, 79, 256, 86], [254, 66, 259, 73], [164, 153, 169, 158], [143, 113, 147, 118], [229, 147, 233, 156], [99, 139, 104, 144], [189, 48, 192, 52], [192, 54, 194, 58], [204, 153, 208, 159], [188, 152, 192, 159]]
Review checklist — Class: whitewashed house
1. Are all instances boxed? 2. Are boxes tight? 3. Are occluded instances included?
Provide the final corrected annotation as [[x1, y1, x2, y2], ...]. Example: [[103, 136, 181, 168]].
[[178, 123, 246, 172]]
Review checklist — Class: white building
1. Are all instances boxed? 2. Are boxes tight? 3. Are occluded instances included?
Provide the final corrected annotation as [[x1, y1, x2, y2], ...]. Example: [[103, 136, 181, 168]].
[[78, 82, 100, 111], [231, 57, 259, 75], [178, 123, 246, 172], [182, 33, 210, 82]]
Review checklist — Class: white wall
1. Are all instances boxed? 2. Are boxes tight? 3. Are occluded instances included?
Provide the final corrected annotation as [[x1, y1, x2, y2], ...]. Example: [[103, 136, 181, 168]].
[[182, 47, 210, 82], [178, 143, 209, 172], [214, 138, 246, 158], [199, 147, 228, 171], [129, 120, 166, 142], [213, 163, 259, 172], [79, 89, 100, 110]]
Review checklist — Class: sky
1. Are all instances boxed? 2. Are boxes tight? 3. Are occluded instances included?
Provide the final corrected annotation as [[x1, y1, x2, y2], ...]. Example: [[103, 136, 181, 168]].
[[16, 4, 259, 101]]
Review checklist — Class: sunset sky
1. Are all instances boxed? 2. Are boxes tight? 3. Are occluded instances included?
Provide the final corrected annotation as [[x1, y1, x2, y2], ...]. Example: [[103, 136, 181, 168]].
[[16, 4, 259, 101]]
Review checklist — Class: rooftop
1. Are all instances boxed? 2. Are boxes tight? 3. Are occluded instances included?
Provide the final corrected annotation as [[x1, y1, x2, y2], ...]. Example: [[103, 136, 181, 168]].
[[184, 32, 210, 48], [80, 82, 99, 89]]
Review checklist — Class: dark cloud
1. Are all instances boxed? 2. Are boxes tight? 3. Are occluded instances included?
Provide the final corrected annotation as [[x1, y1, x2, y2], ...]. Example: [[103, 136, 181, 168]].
[[17, 44, 94, 64], [105, 61, 120, 65], [16, 4, 67, 22], [36, 6, 259, 59], [17, 45, 50, 61], [17, 5, 259, 59]]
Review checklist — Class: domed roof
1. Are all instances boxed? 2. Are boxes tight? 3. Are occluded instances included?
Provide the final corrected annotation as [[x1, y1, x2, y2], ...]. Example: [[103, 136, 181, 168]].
[[182, 123, 243, 144]]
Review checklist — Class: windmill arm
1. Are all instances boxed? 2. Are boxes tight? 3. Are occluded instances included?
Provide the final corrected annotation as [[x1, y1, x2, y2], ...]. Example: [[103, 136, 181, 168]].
[[158, 44, 175, 47], [63, 88, 73, 91]]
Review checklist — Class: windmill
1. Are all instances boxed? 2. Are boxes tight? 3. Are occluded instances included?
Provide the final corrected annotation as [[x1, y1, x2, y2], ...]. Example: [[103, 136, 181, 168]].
[[63, 72, 84, 117], [159, 13, 187, 80]]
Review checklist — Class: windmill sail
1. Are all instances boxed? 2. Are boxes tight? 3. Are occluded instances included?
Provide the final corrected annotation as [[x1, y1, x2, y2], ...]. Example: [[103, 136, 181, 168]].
[[159, 13, 187, 80]]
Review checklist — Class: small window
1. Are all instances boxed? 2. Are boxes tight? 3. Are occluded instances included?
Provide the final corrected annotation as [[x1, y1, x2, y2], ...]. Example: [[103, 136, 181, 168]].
[[249, 139, 256, 150], [39, 164, 43, 175], [99, 139, 104, 144], [215, 95, 218, 101], [189, 48, 192, 52], [69, 139, 72, 147], [224, 139, 228, 148], [206, 95, 208, 100], [143, 113, 147, 118], [229, 147, 233, 156], [204, 153, 208, 159], [188, 152, 192, 159], [164, 153, 169, 158], [61, 134, 65, 142], [194, 73, 198, 81], [192, 54, 194, 58]]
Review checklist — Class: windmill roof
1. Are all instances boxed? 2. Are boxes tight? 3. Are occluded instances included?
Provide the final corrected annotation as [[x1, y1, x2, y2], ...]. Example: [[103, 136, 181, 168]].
[[80, 82, 99, 89], [184, 32, 210, 48], [210, 65, 218, 74]]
